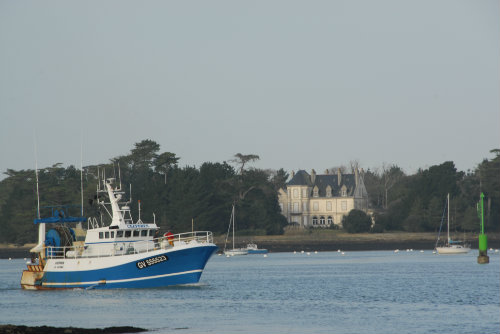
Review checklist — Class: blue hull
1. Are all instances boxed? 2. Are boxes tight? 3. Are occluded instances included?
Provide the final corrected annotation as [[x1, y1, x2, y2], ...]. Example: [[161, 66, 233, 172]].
[[40, 245, 217, 289], [248, 249, 268, 254]]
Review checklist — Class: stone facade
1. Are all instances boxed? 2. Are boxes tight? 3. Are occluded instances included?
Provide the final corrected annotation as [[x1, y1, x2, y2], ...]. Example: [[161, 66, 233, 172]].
[[278, 168, 369, 228]]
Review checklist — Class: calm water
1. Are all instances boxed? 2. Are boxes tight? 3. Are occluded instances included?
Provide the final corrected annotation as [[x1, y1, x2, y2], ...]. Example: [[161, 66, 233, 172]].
[[1, 251, 499, 334]]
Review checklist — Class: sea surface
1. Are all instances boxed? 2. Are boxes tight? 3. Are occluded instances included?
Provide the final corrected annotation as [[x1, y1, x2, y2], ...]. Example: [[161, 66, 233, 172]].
[[1, 250, 499, 334]]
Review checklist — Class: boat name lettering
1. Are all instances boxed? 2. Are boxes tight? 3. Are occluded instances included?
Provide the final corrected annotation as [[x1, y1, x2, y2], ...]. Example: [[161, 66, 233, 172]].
[[136, 255, 168, 269], [127, 224, 149, 228]]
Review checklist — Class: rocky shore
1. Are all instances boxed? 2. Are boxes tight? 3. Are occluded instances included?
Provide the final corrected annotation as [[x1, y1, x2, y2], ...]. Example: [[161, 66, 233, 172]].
[[0, 325, 146, 334]]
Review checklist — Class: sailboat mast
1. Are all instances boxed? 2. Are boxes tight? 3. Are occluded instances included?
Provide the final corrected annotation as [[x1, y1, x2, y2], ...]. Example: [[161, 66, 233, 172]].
[[447, 193, 450, 244], [232, 204, 235, 250]]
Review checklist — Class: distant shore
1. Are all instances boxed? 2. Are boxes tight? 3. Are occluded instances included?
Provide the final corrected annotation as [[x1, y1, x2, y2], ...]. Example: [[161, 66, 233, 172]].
[[214, 230, 500, 252], [0, 325, 146, 334], [2, 231, 499, 258]]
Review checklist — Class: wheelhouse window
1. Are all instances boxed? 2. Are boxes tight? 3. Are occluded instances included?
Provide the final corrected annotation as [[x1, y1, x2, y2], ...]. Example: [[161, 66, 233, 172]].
[[133, 230, 140, 237], [141, 230, 148, 237], [117, 230, 124, 238], [99, 232, 104, 239], [149, 230, 155, 237], [105, 232, 110, 239], [110, 231, 114, 238], [125, 230, 132, 238]]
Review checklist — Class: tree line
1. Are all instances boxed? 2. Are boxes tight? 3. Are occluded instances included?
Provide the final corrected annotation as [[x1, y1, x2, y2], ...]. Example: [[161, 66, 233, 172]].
[[0, 140, 498, 244], [362, 150, 499, 234], [0, 140, 288, 244]]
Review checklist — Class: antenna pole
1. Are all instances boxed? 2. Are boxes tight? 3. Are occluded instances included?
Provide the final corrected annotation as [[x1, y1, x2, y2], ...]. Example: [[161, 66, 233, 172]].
[[118, 163, 122, 190], [34, 138, 40, 219], [80, 138, 84, 216]]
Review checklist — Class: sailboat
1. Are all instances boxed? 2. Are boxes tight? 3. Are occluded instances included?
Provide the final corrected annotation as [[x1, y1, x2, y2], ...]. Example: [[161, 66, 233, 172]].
[[435, 193, 470, 254], [223, 203, 248, 256]]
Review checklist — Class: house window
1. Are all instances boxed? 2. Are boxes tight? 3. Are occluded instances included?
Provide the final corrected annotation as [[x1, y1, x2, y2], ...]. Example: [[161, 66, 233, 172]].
[[293, 202, 299, 213], [320, 216, 325, 225], [313, 187, 319, 197], [313, 202, 319, 211], [342, 188, 347, 197], [303, 202, 308, 212], [341, 201, 347, 211], [326, 201, 332, 211], [302, 189, 307, 198], [312, 216, 318, 225], [303, 216, 308, 226], [279, 203, 283, 212], [328, 216, 333, 225], [293, 189, 298, 198]]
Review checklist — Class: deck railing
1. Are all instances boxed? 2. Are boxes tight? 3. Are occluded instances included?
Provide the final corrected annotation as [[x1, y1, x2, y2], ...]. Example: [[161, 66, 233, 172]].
[[44, 231, 214, 260]]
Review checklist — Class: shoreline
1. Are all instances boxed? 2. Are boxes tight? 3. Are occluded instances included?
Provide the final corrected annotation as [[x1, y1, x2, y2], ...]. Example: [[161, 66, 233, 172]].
[[0, 325, 146, 334], [3, 232, 498, 258]]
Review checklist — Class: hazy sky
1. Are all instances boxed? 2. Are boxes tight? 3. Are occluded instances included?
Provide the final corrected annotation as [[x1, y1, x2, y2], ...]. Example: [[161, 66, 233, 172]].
[[1, 0, 498, 179]]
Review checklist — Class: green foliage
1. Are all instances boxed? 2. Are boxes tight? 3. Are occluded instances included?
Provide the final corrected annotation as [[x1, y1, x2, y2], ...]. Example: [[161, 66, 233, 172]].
[[1, 142, 499, 242], [342, 209, 372, 233], [0, 140, 287, 243]]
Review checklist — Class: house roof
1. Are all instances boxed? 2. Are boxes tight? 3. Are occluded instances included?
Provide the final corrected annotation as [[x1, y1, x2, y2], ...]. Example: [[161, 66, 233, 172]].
[[286, 170, 356, 197]]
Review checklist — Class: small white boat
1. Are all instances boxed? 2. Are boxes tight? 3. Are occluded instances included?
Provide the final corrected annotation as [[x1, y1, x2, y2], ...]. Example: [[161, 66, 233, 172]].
[[223, 203, 248, 256], [435, 194, 470, 255]]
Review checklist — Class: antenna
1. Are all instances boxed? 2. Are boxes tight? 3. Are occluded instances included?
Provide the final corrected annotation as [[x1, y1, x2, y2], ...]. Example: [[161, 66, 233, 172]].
[[118, 163, 122, 190], [80, 137, 84, 217], [34, 135, 40, 219]]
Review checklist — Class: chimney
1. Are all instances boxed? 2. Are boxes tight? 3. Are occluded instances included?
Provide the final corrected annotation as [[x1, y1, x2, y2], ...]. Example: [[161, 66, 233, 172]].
[[355, 167, 359, 187], [337, 168, 342, 186], [291, 170, 295, 178], [325, 169, 329, 174], [311, 169, 316, 184]]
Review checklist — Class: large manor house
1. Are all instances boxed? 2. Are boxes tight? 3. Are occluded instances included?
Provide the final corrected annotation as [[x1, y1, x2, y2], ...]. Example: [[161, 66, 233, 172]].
[[278, 168, 369, 228]]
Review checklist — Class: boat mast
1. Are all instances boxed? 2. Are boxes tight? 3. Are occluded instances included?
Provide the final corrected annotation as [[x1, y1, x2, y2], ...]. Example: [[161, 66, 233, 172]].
[[80, 138, 84, 217], [447, 193, 450, 245], [232, 204, 235, 250]]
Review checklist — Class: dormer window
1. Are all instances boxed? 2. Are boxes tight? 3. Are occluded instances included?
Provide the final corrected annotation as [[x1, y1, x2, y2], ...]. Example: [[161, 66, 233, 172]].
[[326, 185, 332, 198], [313, 186, 319, 198], [341, 185, 347, 197]]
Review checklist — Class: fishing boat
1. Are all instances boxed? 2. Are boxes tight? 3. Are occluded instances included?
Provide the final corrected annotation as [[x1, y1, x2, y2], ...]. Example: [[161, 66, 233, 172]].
[[21, 175, 217, 289], [435, 194, 470, 255], [246, 243, 268, 254], [223, 203, 248, 256]]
